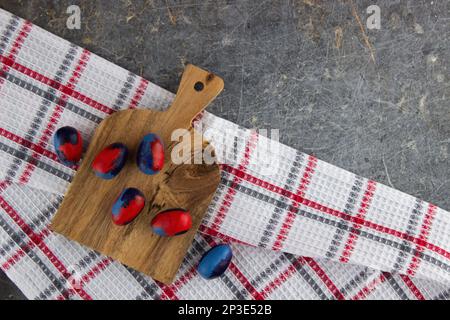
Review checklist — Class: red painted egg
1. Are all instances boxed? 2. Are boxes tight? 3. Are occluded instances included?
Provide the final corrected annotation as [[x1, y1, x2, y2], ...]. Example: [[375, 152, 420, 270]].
[[150, 208, 192, 237], [112, 188, 145, 226], [53, 126, 83, 166], [137, 133, 164, 175], [91, 143, 128, 179]]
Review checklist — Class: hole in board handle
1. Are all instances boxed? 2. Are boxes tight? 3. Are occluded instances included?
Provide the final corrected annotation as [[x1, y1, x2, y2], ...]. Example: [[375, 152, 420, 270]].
[[194, 81, 204, 92]]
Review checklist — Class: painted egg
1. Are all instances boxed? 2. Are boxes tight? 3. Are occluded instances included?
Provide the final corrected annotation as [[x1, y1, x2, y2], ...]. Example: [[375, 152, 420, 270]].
[[112, 188, 145, 226], [53, 126, 83, 166], [150, 208, 192, 237], [137, 133, 164, 175], [91, 143, 128, 179], [197, 244, 233, 280]]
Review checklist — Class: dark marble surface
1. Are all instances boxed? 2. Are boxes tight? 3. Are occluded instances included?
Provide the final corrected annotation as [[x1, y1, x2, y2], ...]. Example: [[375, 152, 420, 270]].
[[0, 0, 448, 300], [0, 268, 25, 299]]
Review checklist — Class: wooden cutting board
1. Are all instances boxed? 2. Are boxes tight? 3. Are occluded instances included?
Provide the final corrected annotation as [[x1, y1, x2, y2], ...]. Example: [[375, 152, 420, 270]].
[[51, 64, 223, 284]]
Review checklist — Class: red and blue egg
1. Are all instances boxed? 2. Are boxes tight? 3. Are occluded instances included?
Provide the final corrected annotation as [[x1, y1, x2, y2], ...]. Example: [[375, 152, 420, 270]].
[[150, 208, 192, 237], [91, 143, 128, 179], [53, 126, 83, 166], [137, 133, 164, 175], [112, 187, 146, 226]]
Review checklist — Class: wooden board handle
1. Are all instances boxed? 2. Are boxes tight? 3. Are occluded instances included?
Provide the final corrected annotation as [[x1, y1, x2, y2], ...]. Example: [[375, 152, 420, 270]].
[[164, 64, 224, 128]]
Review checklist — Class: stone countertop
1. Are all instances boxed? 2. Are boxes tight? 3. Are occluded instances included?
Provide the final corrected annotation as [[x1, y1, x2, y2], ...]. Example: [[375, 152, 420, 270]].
[[0, 0, 448, 300]]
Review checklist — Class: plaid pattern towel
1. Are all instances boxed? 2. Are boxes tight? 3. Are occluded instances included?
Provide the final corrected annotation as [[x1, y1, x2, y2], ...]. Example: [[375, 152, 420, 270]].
[[0, 8, 449, 300]]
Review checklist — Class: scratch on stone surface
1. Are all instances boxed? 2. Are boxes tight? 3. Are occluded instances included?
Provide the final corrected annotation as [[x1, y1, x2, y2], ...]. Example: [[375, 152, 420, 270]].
[[426, 53, 438, 64], [414, 23, 424, 34], [237, 56, 245, 121], [45, 8, 66, 27], [350, 1, 376, 63], [219, 0, 269, 52], [334, 26, 343, 49], [179, 56, 187, 69], [126, 14, 136, 23], [433, 180, 450, 197], [440, 144, 448, 159], [299, 4, 326, 42], [82, 36, 93, 45], [419, 94, 428, 117], [405, 140, 418, 152], [165, 1, 177, 25], [303, 0, 321, 6], [97, 46, 125, 61], [323, 68, 332, 80], [382, 155, 395, 188], [397, 96, 406, 113]]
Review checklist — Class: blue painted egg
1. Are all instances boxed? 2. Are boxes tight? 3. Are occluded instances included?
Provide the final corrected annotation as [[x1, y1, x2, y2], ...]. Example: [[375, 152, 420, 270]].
[[53, 126, 83, 166], [197, 244, 233, 280], [91, 143, 128, 179], [137, 133, 164, 175], [150, 208, 192, 237], [112, 188, 145, 226]]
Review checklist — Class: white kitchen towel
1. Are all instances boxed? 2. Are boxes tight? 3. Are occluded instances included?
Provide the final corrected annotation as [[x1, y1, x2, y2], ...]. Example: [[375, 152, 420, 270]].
[[0, 8, 449, 299]]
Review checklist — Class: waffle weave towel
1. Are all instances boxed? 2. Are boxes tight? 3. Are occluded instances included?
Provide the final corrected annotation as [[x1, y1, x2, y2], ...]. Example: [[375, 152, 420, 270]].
[[0, 9, 449, 299]]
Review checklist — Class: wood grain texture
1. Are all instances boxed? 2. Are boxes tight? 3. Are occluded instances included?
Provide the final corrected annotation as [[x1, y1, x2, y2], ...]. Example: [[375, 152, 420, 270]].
[[51, 64, 223, 284]]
